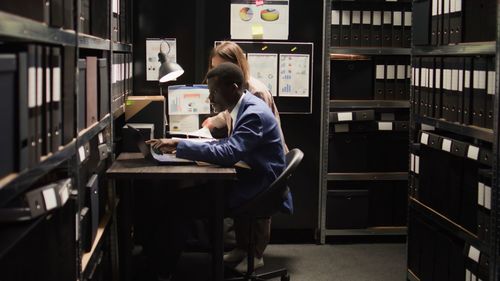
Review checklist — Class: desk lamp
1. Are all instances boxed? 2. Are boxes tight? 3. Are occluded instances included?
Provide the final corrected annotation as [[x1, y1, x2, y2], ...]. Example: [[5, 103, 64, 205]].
[[158, 40, 184, 83]]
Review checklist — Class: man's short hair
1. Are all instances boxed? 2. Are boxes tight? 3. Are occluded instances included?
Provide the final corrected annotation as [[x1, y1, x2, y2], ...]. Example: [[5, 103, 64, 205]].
[[206, 62, 244, 88]]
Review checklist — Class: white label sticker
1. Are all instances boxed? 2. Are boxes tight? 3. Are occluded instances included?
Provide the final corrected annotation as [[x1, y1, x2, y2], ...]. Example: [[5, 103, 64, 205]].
[[373, 11, 382, 26], [386, 65, 396, 80], [485, 185, 492, 210], [487, 71, 495, 95], [442, 139, 452, 152], [42, 188, 58, 211], [78, 146, 86, 163], [362, 11, 371, 24], [45, 67, 51, 103], [376, 65, 385, 79], [451, 69, 459, 91], [332, 10, 340, 25], [465, 70, 471, 88], [466, 269, 471, 281], [383, 11, 392, 24], [352, 11, 361, 24], [467, 145, 479, 160], [37, 67, 43, 106], [60, 185, 69, 205], [378, 122, 393, 131], [404, 12, 412, 26], [415, 156, 420, 174], [334, 124, 349, 133], [98, 133, 104, 144], [53, 67, 61, 102], [393, 11, 402, 26], [410, 154, 415, 172], [397, 65, 406, 80], [450, 0, 456, 13], [432, 0, 438, 16], [478, 182, 485, 206], [456, 0, 462, 12], [28, 67, 36, 108], [444, 0, 450, 14], [342, 11, 350, 25], [458, 70, 463, 92], [468, 246, 480, 263], [420, 133, 429, 145], [429, 69, 435, 88], [338, 112, 353, 122]]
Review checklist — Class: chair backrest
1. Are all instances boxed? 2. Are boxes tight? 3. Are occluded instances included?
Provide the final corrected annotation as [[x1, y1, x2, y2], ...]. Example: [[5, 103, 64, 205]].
[[232, 148, 304, 218]]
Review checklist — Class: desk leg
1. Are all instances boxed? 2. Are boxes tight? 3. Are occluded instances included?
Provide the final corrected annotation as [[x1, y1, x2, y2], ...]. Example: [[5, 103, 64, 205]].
[[117, 180, 134, 281], [212, 181, 225, 281]]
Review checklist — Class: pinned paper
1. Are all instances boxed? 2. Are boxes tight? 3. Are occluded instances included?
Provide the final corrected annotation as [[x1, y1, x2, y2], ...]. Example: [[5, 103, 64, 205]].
[[252, 24, 264, 38], [256, 0, 264, 6]]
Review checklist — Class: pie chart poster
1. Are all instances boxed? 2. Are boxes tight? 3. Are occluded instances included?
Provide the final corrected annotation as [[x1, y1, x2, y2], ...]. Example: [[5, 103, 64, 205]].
[[230, 0, 289, 40]]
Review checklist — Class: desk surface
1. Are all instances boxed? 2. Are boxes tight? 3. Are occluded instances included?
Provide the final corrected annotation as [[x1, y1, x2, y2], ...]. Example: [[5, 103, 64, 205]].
[[106, 153, 237, 180]]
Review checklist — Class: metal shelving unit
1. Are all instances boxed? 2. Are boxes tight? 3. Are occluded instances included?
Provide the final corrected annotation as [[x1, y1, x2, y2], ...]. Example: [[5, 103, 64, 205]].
[[0, 214, 47, 259], [416, 115, 494, 143], [330, 47, 411, 56], [327, 172, 408, 181], [325, 227, 407, 236], [112, 42, 132, 53], [330, 100, 410, 109], [77, 114, 112, 147], [412, 42, 496, 56], [0, 11, 76, 45], [79, 34, 111, 50]]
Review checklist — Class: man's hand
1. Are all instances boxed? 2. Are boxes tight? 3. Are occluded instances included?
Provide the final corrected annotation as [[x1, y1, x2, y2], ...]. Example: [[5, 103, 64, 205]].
[[202, 117, 215, 129], [145, 138, 180, 154]]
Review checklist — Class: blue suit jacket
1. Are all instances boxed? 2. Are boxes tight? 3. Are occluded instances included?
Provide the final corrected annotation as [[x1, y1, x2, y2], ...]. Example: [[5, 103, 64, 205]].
[[176, 93, 292, 212]]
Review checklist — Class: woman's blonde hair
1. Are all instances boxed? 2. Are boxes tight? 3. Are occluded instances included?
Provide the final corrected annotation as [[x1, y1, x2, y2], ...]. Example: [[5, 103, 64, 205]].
[[206, 41, 250, 87]]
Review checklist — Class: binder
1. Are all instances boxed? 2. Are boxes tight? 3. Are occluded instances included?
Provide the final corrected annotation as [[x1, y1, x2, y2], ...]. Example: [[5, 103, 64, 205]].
[[361, 11, 371, 47], [419, 63, 428, 117], [442, 0, 450, 45], [405, 64, 411, 100], [449, 0, 463, 43], [431, 0, 439, 45], [371, 11, 382, 47], [340, 10, 351, 46], [395, 63, 406, 100], [485, 57, 495, 129], [472, 57, 487, 127], [63, 46, 76, 144], [385, 62, 396, 100], [442, 65, 451, 121], [456, 57, 465, 124], [450, 60, 459, 122], [63, 0, 74, 29], [382, 11, 393, 47], [43, 46, 52, 156], [17, 52, 29, 172], [35, 46, 43, 161], [374, 60, 385, 100], [91, 0, 111, 39], [50, 0, 64, 28], [27, 46, 37, 167], [351, 11, 361, 47], [392, 11, 403, 47], [86, 57, 98, 127], [112, 14, 119, 42], [434, 57, 443, 119], [403, 11, 412, 48], [0, 54, 17, 179], [331, 10, 341, 47], [51, 48, 62, 152], [463, 57, 473, 125], [77, 59, 87, 133], [437, 0, 443, 45], [86, 174, 99, 247], [414, 58, 421, 115], [98, 58, 110, 119], [427, 58, 436, 117], [79, 0, 90, 34], [0, 0, 49, 24]]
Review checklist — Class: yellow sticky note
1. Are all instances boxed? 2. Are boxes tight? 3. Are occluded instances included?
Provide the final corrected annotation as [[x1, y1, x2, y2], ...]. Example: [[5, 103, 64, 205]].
[[252, 24, 264, 39]]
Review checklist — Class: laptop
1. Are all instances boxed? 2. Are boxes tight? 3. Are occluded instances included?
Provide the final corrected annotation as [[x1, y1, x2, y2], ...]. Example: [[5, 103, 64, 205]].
[[127, 125, 196, 165]]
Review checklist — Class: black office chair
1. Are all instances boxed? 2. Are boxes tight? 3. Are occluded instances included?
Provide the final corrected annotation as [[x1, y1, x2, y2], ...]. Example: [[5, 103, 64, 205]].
[[226, 148, 304, 281]]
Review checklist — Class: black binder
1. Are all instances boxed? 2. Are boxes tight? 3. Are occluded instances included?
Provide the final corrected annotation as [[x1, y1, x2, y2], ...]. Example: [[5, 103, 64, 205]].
[[91, 0, 111, 39], [351, 10, 362, 47], [361, 10, 371, 47], [51, 48, 62, 152], [431, 0, 439, 45], [331, 9, 341, 47], [340, 10, 351, 46], [442, 0, 450, 45], [437, 0, 443, 45], [371, 11, 382, 47], [449, 59, 459, 122], [441, 59, 451, 121], [27, 46, 37, 167], [35, 46, 43, 162], [382, 11, 393, 47], [472, 57, 487, 127], [50, 0, 64, 28], [405, 64, 411, 101], [463, 57, 473, 125], [0, 0, 49, 24], [419, 59, 429, 117], [62, 46, 76, 144], [433, 57, 443, 119], [374, 59, 385, 100], [86, 174, 99, 248], [403, 10, 412, 48], [455, 57, 465, 124], [485, 57, 495, 129], [42, 46, 52, 156], [0, 54, 17, 179], [17, 52, 29, 172], [392, 11, 403, 47], [77, 59, 87, 132], [395, 63, 406, 100], [413, 0, 431, 46], [98, 58, 110, 119], [79, 0, 90, 34], [413, 58, 422, 115], [449, 0, 462, 43], [63, 0, 74, 29], [385, 62, 396, 100], [427, 58, 436, 116]]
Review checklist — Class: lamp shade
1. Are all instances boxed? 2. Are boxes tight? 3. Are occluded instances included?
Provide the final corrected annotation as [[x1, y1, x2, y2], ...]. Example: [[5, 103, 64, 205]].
[[158, 52, 184, 83]]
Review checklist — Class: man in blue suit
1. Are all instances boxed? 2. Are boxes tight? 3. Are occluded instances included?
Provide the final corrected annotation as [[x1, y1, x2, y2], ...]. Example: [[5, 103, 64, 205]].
[[146, 62, 289, 280]]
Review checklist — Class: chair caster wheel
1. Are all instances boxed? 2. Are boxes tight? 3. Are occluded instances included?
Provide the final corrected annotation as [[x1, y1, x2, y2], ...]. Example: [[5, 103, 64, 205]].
[[281, 274, 290, 281]]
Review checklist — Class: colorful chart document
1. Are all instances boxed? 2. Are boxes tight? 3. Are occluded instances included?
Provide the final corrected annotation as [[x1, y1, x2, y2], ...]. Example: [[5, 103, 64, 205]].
[[279, 53, 310, 97], [247, 53, 278, 96]]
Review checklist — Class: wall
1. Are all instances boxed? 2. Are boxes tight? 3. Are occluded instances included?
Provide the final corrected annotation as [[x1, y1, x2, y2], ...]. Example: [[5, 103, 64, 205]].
[[133, 0, 324, 230]]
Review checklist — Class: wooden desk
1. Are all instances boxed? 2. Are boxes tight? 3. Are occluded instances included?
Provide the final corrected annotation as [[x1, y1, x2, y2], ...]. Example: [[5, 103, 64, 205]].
[[107, 153, 237, 281]]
